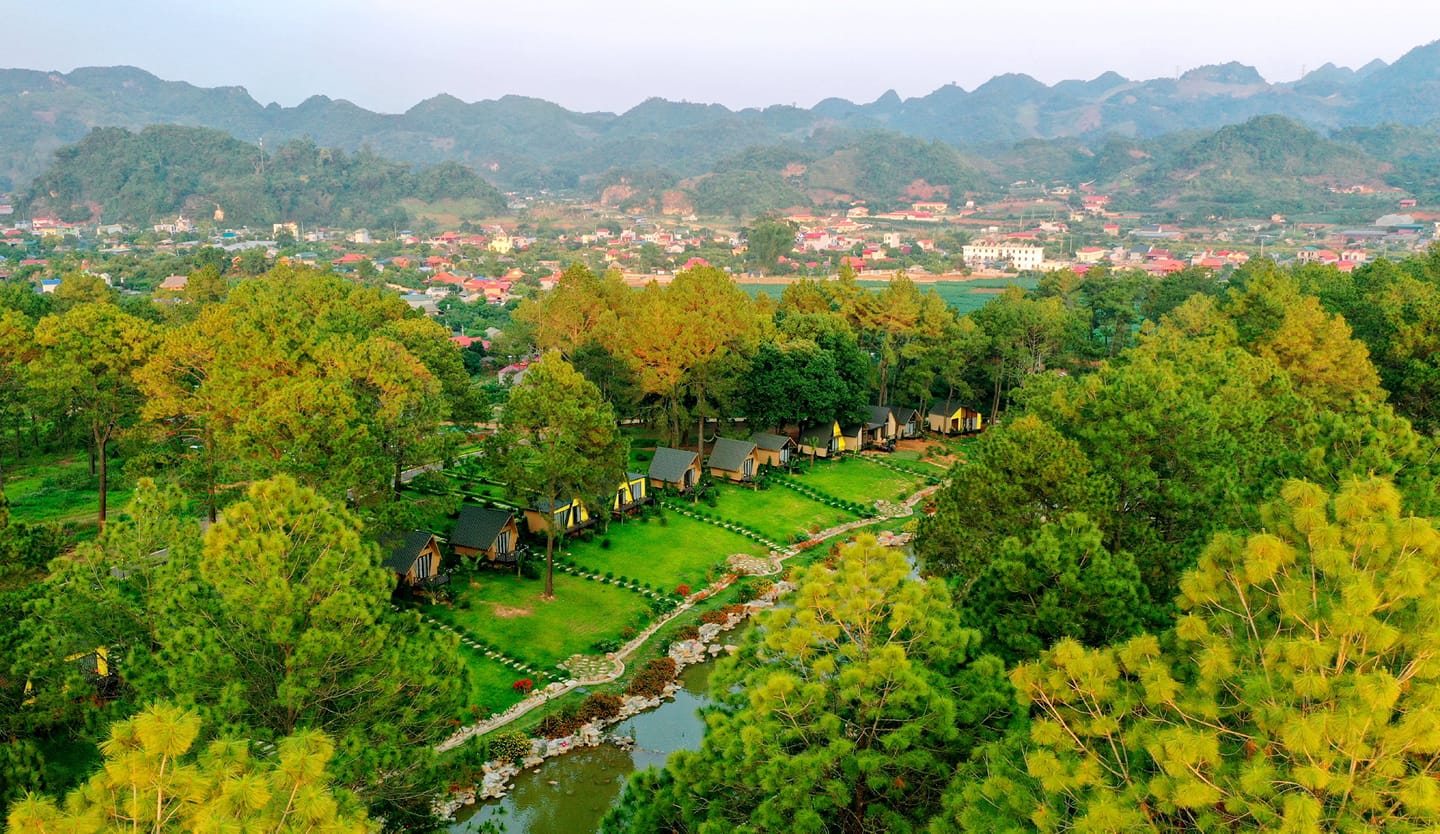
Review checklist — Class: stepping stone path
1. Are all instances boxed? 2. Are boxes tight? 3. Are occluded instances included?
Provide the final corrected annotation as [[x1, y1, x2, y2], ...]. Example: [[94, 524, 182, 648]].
[[727, 552, 780, 576], [559, 654, 621, 681]]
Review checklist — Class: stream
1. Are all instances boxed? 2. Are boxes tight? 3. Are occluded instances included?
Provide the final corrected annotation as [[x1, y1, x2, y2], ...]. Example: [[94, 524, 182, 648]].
[[449, 661, 717, 833]]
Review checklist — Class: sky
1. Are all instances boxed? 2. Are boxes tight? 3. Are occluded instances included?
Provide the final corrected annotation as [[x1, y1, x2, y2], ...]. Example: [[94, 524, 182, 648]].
[[6, 1, 1436, 114]]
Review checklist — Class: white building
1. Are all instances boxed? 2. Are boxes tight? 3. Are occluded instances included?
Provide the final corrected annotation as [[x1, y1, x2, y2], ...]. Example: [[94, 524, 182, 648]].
[[961, 240, 1045, 270]]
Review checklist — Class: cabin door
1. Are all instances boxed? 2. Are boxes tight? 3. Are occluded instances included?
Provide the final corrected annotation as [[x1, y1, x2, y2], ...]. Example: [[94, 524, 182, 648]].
[[416, 553, 432, 580], [496, 530, 511, 555], [743, 458, 754, 477]]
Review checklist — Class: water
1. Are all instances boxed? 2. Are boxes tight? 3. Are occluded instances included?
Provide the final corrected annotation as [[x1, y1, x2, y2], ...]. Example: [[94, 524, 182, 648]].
[[450, 661, 716, 834]]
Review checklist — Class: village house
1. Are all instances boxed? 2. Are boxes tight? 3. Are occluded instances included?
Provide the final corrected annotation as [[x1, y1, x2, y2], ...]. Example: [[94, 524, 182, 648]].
[[866, 405, 898, 448], [450, 505, 520, 565], [707, 437, 760, 483], [961, 240, 1045, 270], [648, 447, 702, 493]]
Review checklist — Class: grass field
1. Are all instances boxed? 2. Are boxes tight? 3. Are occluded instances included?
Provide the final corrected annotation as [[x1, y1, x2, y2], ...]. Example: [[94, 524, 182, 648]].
[[457, 651, 529, 717], [563, 513, 762, 589], [4, 452, 132, 531], [795, 456, 923, 504], [425, 570, 653, 669], [709, 483, 854, 543]]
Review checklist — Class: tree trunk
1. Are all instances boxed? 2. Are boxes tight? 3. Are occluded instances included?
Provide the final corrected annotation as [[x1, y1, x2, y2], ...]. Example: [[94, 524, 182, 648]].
[[696, 411, 705, 468], [96, 431, 109, 528], [88, 442, 96, 477], [544, 530, 556, 598], [990, 364, 1003, 425]]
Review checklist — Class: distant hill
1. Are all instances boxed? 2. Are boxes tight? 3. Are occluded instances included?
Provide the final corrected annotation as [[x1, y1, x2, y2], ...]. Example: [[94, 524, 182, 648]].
[[20, 125, 507, 227], [3, 40, 1440, 193]]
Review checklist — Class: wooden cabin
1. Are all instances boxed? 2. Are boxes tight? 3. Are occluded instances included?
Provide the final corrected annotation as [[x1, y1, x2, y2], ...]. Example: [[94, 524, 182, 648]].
[[927, 403, 984, 435], [751, 432, 796, 469], [382, 530, 448, 586], [866, 405, 898, 448], [613, 471, 650, 515], [524, 498, 594, 537], [708, 437, 760, 483], [450, 505, 520, 564], [895, 407, 921, 439], [798, 421, 843, 458], [840, 423, 869, 453], [648, 447, 702, 492]]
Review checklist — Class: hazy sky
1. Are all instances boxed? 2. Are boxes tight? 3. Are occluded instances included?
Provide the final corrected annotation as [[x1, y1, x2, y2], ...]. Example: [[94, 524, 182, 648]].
[[7, 1, 1435, 113]]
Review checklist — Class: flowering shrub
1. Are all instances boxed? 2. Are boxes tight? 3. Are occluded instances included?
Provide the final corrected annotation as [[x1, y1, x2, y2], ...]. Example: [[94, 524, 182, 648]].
[[578, 692, 624, 722], [489, 730, 530, 764], [512, 678, 534, 694], [625, 657, 678, 698], [674, 583, 691, 597]]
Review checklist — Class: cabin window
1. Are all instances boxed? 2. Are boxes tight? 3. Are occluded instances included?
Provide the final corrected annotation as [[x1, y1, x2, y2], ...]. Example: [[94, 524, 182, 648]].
[[416, 552, 432, 579], [685, 469, 696, 488], [779, 448, 790, 463], [496, 530, 511, 554], [743, 458, 754, 476]]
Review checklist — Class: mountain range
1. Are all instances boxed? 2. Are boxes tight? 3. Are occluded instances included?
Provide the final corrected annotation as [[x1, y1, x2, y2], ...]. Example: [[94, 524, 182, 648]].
[[4, 40, 1440, 223]]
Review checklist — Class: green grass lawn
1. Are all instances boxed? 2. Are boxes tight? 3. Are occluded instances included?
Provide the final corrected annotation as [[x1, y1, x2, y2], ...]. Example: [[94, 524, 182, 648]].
[[457, 650, 528, 717], [4, 452, 132, 529], [425, 571, 653, 669], [709, 483, 855, 543], [796, 457, 923, 504], [563, 513, 762, 589]]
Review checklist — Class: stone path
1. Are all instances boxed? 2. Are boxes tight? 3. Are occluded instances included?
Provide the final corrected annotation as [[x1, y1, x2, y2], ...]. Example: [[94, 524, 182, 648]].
[[558, 654, 620, 681]]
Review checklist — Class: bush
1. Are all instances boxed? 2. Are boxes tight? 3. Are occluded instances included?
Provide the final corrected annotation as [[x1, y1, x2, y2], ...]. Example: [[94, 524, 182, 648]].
[[625, 657, 678, 698], [592, 638, 622, 653], [649, 596, 678, 615], [600, 538, 612, 549], [674, 583, 691, 597], [676, 624, 700, 641], [578, 692, 623, 723], [488, 730, 530, 764], [512, 678, 534, 695], [620, 626, 637, 640], [536, 708, 584, 739]]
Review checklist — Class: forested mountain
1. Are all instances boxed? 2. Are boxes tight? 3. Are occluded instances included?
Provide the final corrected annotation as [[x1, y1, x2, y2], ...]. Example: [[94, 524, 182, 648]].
[[19, 124, 507, 227], [2, 40, 1439, 193]]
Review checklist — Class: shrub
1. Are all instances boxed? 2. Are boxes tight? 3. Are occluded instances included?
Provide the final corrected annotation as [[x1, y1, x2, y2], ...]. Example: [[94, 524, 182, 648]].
[[600, 538, 612, 549], [676, 624, 700, 641], [592, 638, 621, 653], [649, 596, 678, 615], [674, 583, 691, 597], [488, 729, 530, 764], [512, 678, 535, 695], [699, 609, 728, 626], [620, 626, 637, 640], [536, 708, 584, 739], [578, 692, 624, 723], [625, 657, 678, 698]]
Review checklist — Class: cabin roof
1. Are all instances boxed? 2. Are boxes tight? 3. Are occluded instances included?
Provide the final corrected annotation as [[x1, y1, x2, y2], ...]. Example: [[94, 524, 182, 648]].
[[868, 405, 894, 427], [798, 422, 836, 444], [708, 437, 758, 472], [649, 447, 699, 483], [450, 505, 513, 550], [381, 530, 436, 573], [751, 432, 794, 451]]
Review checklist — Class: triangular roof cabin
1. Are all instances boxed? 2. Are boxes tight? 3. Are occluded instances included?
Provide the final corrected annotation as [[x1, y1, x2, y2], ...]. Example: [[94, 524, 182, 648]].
[[450, 505, 520, 563], [708, 438, 759, 482], [381, 530, 447, 585], [750, 432, 796, 468], [648, 447, 701, 491], [613, 471, 650, 514]]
